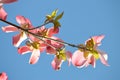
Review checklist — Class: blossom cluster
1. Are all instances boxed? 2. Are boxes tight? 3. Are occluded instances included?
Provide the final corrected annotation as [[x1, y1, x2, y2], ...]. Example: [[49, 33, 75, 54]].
[[0, 0, 109, 70], [0, 0, 109, 79]]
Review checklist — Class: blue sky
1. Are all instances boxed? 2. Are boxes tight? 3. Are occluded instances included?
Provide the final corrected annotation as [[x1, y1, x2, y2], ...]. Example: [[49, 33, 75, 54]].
[[0, 0, 120, 80]]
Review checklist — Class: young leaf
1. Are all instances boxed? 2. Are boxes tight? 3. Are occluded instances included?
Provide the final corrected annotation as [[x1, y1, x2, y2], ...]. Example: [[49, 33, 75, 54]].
[[51, 9, 58, 18], [53, 21, 61, 28], [55, 12, 64, 21], [46, 15, 52, 20], [45, 15, 53, 23]]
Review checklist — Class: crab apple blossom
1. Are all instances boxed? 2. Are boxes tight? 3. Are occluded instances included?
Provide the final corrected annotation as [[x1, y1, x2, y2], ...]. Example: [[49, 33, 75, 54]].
[[28, 26, 63, 55], [72, 35, 109, 68], [51, 56, 63, 70], [86, 35, 109, 66], [0, 72, 8, 80], [18, 41, 46, 64], [51, 49, 72, 70], [47, 27, 59, 37], [0, 0, 109, 72], [17, 26, 63, 64], [72, 50, 87, 68], [2, 15, 33, 47]]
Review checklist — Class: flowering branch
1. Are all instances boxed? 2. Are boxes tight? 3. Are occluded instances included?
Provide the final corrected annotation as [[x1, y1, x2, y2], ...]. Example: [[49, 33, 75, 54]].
[[27, 21, 52, 30], [0, 0, 110, 80], [0, 18, 87, 51], [0, 0, 109, 74]]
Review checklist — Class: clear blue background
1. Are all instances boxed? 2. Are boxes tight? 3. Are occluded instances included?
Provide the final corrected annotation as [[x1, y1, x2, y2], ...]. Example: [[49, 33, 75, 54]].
[[0, 0, 120, 80]]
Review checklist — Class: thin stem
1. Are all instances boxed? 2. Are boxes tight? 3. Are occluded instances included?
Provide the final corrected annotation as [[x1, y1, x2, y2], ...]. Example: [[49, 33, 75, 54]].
[[27, 21, 52, 30], [36, 37, 58, 51], [0, 19, 88, 51], [0, 19, 27, 31]]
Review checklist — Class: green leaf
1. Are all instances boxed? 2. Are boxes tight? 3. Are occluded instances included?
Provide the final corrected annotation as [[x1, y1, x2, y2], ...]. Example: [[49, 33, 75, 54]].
[[55, 12, 64, 21], [53, 21, 61, 28], [44, 15, 52, 23], [46, 15, 52, 20], [51, 9, 58, 18]]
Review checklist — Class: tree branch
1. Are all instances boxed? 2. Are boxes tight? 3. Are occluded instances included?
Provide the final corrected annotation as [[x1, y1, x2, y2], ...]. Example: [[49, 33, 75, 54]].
[[0, 19, 88, 51]]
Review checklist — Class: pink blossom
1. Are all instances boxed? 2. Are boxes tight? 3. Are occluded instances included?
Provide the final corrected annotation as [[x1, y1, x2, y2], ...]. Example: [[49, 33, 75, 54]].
[[0, 72, 8, 80], [2, 15, 33, 47], [51, 50, 72, 70], [0, 7, 7, 20], [65, 51, 72, 66], [72, 35, 109, 68], [92, 35, 105, 47], [97, 49, 109, 66], [51, 56, 63, 70], [28, 26, 59, 44], [91, 35, 109, 66], [28, 26, 48, 42], [46, 37, 64, 54], [82, 54, 96, 68], [47, 27, 59, 37], [18, 41, 46, 64], [72, 50, 87, 68], [29, 26, 63, 54]]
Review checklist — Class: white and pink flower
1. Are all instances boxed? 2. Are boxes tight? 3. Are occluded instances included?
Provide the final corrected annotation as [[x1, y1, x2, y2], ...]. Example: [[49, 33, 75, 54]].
[[2, 15, 33, 47], [72, 35, 109, 68]]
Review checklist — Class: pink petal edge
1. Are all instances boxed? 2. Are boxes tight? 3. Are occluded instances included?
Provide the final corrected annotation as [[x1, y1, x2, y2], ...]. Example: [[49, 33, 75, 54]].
[[0, 0, 17, 4], [18, 46, 31, 55], [0, 7, 7, 20], [2, 25, 18, 33], [72, 50, 86, 68], [13, 32, 27, 47], [29, 49, 40, 64], [51, 57, 63, 70]]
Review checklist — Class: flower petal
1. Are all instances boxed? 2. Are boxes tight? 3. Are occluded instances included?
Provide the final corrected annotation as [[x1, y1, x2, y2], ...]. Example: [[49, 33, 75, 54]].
[[72, 50, 86, 68], [29, 49, 40, 64], [16, 15, 27, 25], [97, 49, 109, 66], [18, 46, 31, 55], [84, 54, 96, 68], [2, 25, 18, 33], [0, 0, 17, 4], [0, 7, 7, 20], [13, 32, 27, 47], [47, 27, 59, 37], [65, 51, 72, 66], [51, 56, 63, 70], [46, 46, 56, 55], [50, 36, 64, 48], [92, 35, 105, 46], [46, 38, 63, 54], [0, 72, 8, 80], [90, 55, 96, 68]]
